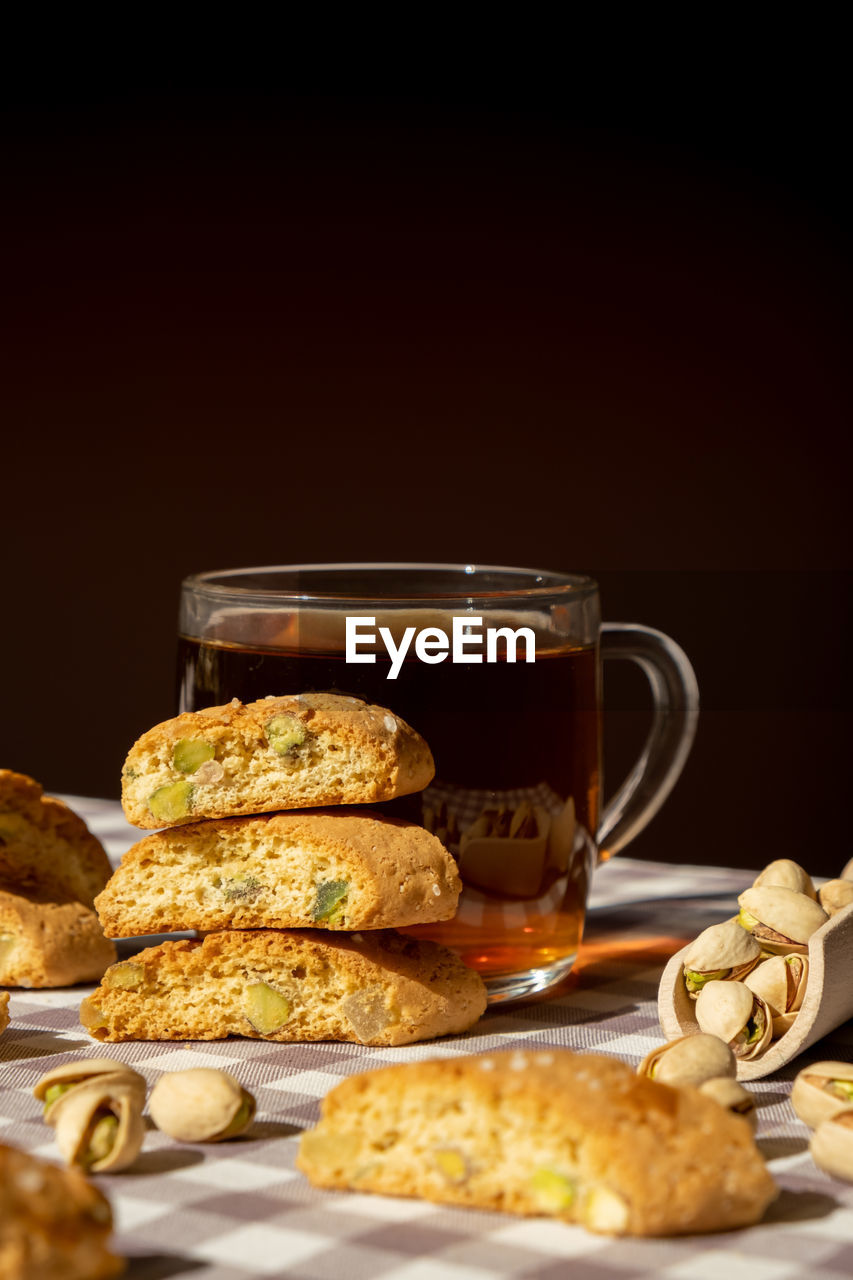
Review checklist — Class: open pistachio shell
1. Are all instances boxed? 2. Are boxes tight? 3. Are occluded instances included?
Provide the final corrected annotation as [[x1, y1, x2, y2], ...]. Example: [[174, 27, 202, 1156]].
[[681, 920, 761, 996], [698, 1077, 757, 1130], [34, 1058, 146, 1124], [792, 1061, 853, 1129], [737, 886, 828, 954], [53, 1078, 145, 1173], [818, 880, 853, 917], [744, 954, 808, 1037], [637, 1032, 736, 1086], [695, 980, 773, 1060], [810, 1109, 853, 1182], [753, 859, 817, 900]]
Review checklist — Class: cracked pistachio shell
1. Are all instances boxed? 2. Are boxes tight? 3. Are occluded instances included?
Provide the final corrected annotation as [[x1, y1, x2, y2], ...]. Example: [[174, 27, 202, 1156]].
[[695, 981, 773, 1060], [792, 1061, 853, 1129], [34, 1058, 146, 1124], [698, 1077, 757, 1130], [744, 954, 808, 1036], [148, 1068, 256, 1143], [637, 1033, 736, 1086], [737, 886, 828, 953], [810, 1109, 853, 1182], [753, 859, 817, 899], [682, 920, 761, 974], [818, 879, 853, 916], [53, 1079, 145, 1173]]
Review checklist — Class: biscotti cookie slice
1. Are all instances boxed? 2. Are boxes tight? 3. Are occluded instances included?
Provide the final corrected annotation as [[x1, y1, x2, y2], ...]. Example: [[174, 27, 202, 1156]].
[[0, 991, 9, 1034], [0, 1142, 123, 1280], [0, 888, 117, 988], [297, 1049, 777, 1237], [80, 929, 487, 1046], [0, 770, 113, 908], [95, 809, 461, 937], [122, 693, 435, 828]]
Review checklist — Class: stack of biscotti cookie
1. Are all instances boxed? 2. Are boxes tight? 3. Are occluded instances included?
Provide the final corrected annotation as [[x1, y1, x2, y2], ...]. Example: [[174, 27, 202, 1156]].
[[86, 694, 486, 1046], [0, 770, 117, 988]]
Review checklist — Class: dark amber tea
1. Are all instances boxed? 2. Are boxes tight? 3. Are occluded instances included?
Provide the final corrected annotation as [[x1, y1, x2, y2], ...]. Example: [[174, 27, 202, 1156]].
[[178, 626, 599, 988], [178, 566, 697, 1002]]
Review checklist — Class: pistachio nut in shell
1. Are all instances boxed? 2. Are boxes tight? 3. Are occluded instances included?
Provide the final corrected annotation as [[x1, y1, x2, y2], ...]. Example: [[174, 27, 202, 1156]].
[[791, 1061, 853, 1129], [841, 856, 853, 881], [694, 980, 773, 1060], [34, 1057, 146, 1124], [148, 1068, 256, 1143], [698, 1077, 757, 1130], [681, 920, 761, 996], [53, 1078, 145, 1173], [753, 859, 817, 900], [637, 1033, 736, 1086], [817, 879, 853, 916], [743, 954, 808, 1037], [737, 886, 828, 954], [810, 1109, 853, 1182]]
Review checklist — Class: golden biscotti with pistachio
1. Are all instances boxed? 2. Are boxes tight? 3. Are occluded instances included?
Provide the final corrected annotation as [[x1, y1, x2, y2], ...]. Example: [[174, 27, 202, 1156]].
[[95, 809, 461, 937], [121, 693, 435, 828], [0, 990, 9, 1034], [0, 888, 116, 988], [0, 769, 113, 908], [297, 1049, 777, 1236], [0, 1141, 123, 1279], [80, 928, 487, 1046]]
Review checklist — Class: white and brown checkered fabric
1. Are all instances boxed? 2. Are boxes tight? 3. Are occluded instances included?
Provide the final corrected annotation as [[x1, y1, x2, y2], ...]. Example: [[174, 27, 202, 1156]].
[[1, 798, 850, 1279]]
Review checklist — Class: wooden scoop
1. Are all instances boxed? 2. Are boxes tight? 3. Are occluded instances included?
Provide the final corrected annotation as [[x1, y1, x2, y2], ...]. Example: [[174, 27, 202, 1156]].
[[658, 901, 853, 1081]]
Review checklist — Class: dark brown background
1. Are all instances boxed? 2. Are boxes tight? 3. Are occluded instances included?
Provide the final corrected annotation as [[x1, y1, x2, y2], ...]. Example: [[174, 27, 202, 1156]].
[[2, 55, 849, 873]]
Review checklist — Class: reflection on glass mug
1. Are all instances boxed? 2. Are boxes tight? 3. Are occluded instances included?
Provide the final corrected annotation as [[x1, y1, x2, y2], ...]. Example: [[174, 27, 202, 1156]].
[[178, 564, 699, 1003]]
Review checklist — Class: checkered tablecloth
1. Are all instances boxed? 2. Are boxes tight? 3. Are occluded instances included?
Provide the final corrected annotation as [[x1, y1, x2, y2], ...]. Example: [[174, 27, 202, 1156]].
[[2, 799, 851, 1280]]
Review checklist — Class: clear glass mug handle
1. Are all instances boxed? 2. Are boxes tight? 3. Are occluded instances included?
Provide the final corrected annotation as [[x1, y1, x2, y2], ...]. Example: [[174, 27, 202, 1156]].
[[597, 623, 700, 861]]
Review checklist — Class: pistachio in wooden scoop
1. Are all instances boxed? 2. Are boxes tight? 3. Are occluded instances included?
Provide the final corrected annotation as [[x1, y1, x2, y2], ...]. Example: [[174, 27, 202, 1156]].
[[695, 980, 772, 1060], [752, 859, 816, 899], [737, 886, 828, 955], [744, 954, 808, 1037], [817, 879, 853, 917], [681, 920, 761, 997]]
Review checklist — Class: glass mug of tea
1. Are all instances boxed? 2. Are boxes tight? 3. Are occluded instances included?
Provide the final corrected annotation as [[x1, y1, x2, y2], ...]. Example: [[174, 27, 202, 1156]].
[[177, 564, 698, 1002]]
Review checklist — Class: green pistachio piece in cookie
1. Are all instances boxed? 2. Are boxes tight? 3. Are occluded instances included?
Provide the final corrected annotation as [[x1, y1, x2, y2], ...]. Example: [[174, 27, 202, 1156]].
[[172, 738, 215, 774], [433, 1149, 469, 1183], [148, 780, 194, 822], [530, 1168, 576, 1212], [311, 880, 349, 924], [264, 714, 307, 756], [245, 983, 291, 1035], [222, 875, 262, 903]]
